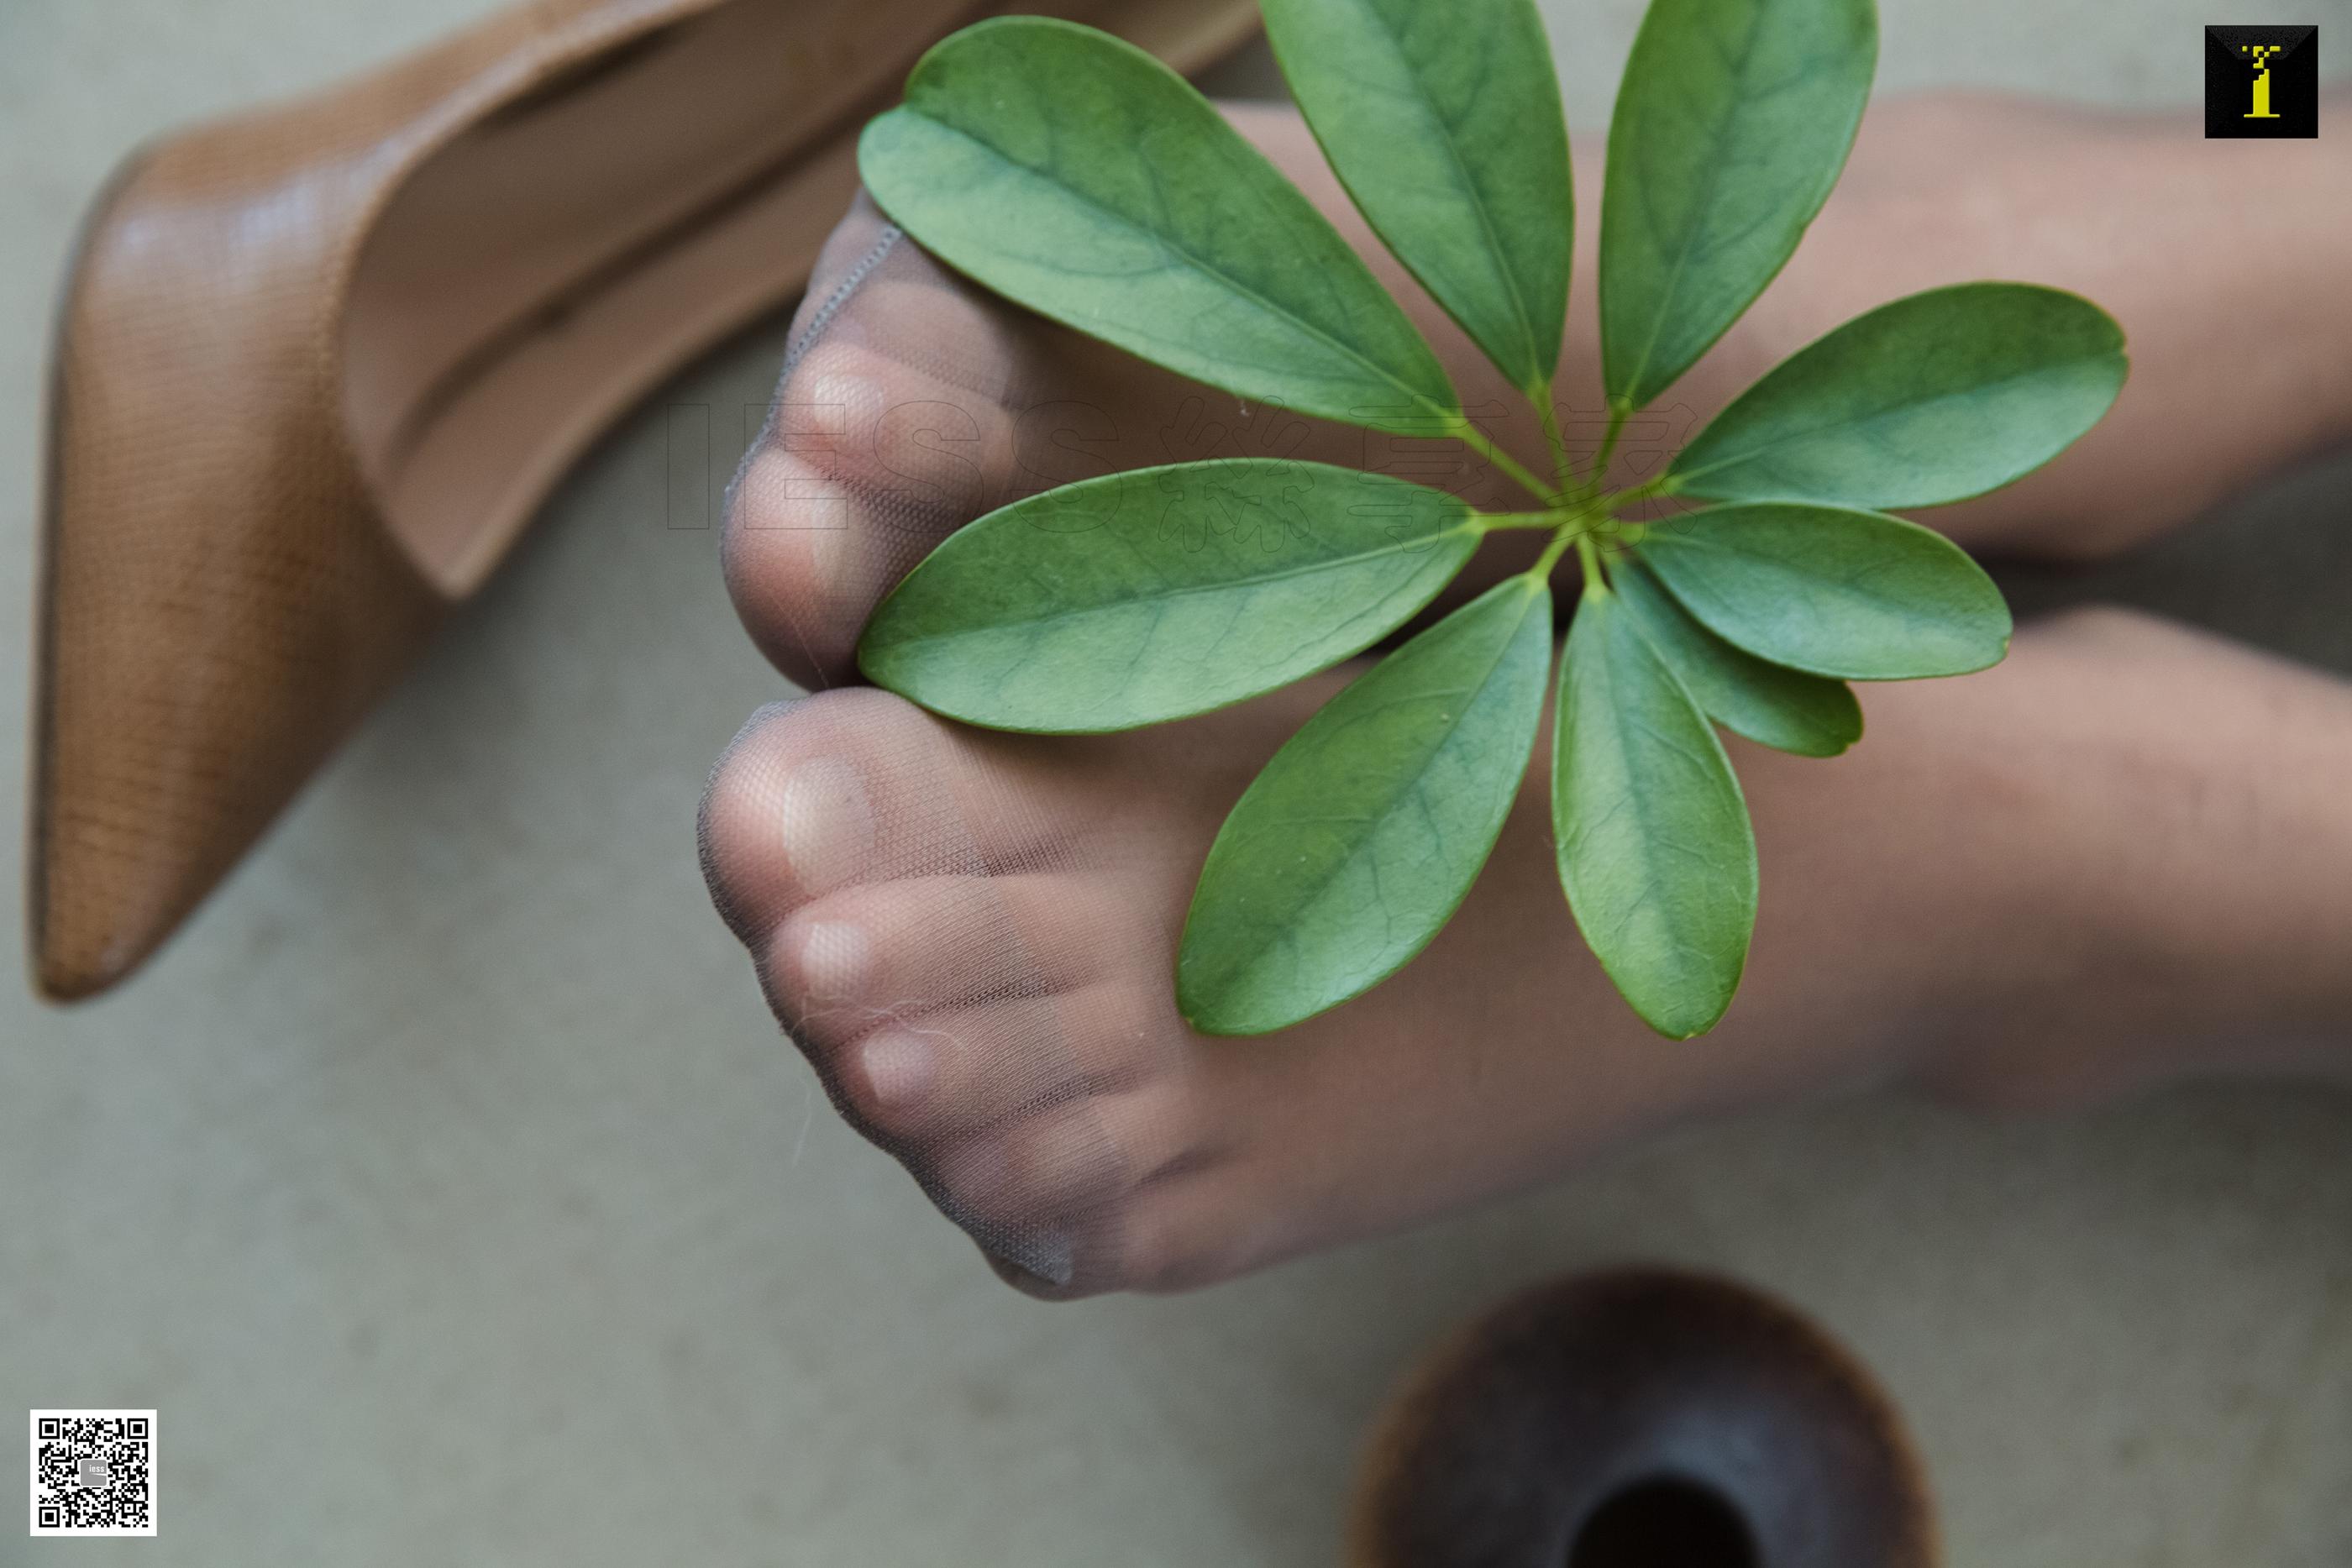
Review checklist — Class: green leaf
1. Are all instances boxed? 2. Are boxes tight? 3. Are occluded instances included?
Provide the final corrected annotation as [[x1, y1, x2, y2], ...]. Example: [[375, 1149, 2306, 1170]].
[[1636, 503, 2010, 679], [1669, 284, 2129, 509], [858, 460, 1482, 732], [1553, 588, 1756, 1039], [1179, 578, 1553, 1035], [1599, 0, 1876, 410], [1262, 0, 1572, 396], [1611, 558, 1861, 757], [858, 17, 1455, 432]]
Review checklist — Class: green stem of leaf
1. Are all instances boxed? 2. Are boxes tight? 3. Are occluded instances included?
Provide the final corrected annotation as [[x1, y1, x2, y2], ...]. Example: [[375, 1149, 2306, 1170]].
[[1573, 528, 1604, 589], [1524, 506, 1610, 585], [1526, 528, 1577, 581], [1597, 472, 1676, 512], [1444, 407, 1558, 506], [1583, 399, 1631, 495], [1535, 381, 1575, 492]]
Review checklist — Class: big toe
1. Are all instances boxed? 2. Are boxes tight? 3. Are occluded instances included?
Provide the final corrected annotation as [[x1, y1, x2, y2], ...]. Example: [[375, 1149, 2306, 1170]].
[[722, 196, 1046, 690], [699, 687, 1217, 1292]]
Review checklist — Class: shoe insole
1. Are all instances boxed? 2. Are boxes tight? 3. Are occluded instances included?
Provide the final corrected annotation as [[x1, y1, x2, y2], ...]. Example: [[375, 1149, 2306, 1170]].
[[343, 0, 1257, 597]]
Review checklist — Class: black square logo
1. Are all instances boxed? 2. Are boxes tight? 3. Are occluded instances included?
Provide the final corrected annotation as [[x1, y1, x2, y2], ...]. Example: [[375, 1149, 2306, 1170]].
[[2206, 26, 2318, 137]]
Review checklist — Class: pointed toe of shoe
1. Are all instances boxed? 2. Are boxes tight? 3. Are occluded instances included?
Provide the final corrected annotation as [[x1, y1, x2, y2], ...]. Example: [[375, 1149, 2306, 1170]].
[[32, 142, 444, 1002]]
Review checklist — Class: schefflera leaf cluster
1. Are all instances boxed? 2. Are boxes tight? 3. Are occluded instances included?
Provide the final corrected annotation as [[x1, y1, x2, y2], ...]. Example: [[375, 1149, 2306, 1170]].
[[852, 0, 2127, 1040]]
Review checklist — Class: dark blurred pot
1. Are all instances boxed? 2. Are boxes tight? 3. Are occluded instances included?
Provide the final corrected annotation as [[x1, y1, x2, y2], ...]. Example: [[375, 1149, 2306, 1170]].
[[1348, 1268, 1937, 1568]]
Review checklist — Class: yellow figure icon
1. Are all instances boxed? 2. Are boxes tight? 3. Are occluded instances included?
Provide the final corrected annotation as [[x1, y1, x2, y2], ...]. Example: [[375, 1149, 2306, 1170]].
[[2244, 43, 2283, 119]]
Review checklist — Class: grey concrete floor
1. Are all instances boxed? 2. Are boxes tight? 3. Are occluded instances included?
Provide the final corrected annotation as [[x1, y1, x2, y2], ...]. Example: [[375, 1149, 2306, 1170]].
[[3, 1, 2349, 1563]]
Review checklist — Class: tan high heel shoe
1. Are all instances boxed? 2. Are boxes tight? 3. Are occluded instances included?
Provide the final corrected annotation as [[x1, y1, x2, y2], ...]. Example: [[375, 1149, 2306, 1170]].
[[32, 0, 1260, 1001]]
